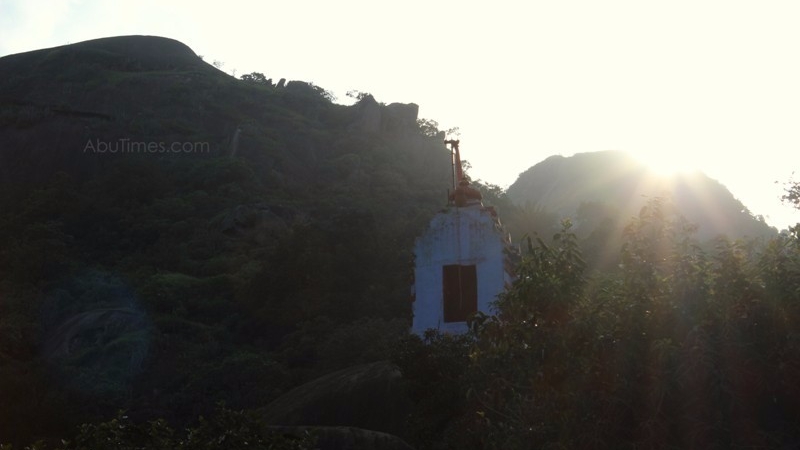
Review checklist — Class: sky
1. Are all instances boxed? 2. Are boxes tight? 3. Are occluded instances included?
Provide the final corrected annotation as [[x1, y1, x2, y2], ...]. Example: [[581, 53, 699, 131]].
[[2, 0, 799, 228]]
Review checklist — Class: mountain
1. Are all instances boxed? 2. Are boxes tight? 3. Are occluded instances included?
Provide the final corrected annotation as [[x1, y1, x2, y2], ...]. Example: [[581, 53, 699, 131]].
[[0, 35, 449, 187], [0, 35, 454, 445], [506, 150, 776, 242]]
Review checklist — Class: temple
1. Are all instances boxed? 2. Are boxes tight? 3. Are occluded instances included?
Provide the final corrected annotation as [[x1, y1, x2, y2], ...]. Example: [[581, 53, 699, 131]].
[[411, 140, 515, 335]]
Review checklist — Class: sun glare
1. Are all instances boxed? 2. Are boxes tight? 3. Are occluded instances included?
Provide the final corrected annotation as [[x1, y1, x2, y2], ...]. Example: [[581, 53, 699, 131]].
[[637, 152, 701, 177]]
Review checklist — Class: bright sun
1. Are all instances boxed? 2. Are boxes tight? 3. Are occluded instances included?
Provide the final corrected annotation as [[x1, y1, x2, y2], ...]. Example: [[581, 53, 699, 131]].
[[636, 151, 701, 177]]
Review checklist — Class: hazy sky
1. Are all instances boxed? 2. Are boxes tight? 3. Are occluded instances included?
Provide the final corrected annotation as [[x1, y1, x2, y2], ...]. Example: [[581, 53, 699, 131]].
[[2, 0, 799, 228]]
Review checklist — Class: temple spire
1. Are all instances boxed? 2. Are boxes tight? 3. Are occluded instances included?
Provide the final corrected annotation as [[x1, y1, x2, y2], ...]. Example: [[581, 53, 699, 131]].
[[445, 139, 482, 207], [445, 139, 464, 186]]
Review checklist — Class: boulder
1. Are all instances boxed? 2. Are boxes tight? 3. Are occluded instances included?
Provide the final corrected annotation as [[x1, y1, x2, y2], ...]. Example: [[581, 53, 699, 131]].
[[349, 98, 420, 135], [42, 307, 150, 397], [268, 426, 415, 450], [350, 95, 382, 134], [382, 103, 419, 132], [42, 307, 147, 360], [258, 361, 411, 437]]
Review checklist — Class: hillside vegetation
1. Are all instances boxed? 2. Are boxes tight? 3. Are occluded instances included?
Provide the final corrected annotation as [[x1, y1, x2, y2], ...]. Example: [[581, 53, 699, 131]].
[[2, 36, 800, 450], [0, 35, 452, 446]]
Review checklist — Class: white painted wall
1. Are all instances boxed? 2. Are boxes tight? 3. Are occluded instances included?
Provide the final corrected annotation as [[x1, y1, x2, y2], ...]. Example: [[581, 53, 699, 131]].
[[411, 205, 511, 335]]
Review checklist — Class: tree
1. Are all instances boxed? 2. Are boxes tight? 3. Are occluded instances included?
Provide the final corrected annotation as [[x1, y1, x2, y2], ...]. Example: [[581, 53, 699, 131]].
[[783, 178, 800, 209], [783, 178, 800, 239], [346, 90, 371, 101], [416, 118, 440, 137], [240, 72, 272, 86], [459, 198, 800, 449], [465, 220, 595, 449]]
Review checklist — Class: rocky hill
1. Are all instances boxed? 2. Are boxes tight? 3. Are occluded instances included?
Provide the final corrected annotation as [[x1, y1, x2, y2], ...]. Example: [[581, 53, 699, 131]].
[[0, 35, 453, 446], [506, 150, 776, 242]]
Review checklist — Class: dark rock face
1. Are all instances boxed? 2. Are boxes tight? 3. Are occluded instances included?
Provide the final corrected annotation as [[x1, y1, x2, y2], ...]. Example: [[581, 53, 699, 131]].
[[349, 96, 419, 135], [43, 307, 148, 360], [42, 307, 151, 397], [0, 35, 203, 81], [350, 95, 382, 134], [259, 361, 411, 438], [382, 103, 419, 133], [0, 35, 225, 185], [268, 426, 415, 450]]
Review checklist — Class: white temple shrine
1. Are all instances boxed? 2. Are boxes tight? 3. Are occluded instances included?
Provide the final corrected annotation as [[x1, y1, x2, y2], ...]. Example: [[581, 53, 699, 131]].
[[411, 140, 515, 335]]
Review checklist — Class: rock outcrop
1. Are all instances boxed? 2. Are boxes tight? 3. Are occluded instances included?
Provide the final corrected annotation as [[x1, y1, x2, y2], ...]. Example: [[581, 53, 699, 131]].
[[268, 426, 415, 450], [258, 361, 411, 438], [349, 96, 419, 135], [43, 307, 148, 360], [382, 103, 419, 133]]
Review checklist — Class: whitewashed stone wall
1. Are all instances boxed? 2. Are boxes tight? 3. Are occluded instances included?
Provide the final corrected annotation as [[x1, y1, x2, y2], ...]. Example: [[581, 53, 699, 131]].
[[411, 205, 512, 335]]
